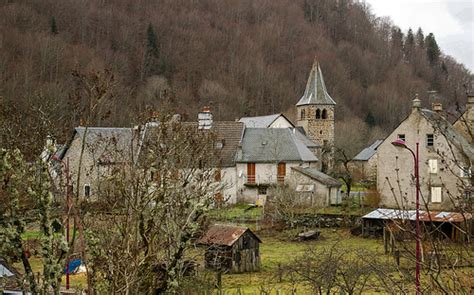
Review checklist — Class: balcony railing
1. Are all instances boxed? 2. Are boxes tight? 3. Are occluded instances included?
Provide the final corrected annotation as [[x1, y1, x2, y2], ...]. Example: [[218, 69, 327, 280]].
[[245, 174, 285, 185]]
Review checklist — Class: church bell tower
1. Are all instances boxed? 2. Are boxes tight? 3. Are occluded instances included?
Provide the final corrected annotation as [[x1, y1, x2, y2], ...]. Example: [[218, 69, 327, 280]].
[[296, 59, 336, 148]]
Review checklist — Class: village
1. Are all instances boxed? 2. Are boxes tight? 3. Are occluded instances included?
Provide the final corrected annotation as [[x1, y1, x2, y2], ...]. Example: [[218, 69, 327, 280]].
[[1, 58, 472, 294]]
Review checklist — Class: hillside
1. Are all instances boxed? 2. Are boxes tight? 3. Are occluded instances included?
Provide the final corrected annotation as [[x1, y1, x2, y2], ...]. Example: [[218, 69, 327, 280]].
[[0, 0, 472, 158]]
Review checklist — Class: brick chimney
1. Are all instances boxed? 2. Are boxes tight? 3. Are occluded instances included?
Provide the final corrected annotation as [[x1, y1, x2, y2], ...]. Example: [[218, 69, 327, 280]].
[[198, 106, 213, 129]]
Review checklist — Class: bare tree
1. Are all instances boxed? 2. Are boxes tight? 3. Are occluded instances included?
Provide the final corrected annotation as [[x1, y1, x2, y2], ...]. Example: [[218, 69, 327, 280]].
[[83, 115, 223, 293]]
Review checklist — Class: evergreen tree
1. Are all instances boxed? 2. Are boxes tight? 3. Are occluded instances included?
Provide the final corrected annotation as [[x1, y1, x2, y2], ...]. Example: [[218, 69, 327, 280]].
[[425, 33, 440, 65], [50, 16, 58, 35], [146, 23, 159, 58], [416, 27, 424, 47], [365, 111, 375, 128], [405, 28, 414, 46]]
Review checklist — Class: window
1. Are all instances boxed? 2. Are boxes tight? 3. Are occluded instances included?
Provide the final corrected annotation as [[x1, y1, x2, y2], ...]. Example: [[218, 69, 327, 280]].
[[258, 186, 267, 195], [247, 163, 256, 183], [300, 109, 306, 119], [322, 109, 328, 119], [460, 166, 472, 178], [431, 186, 442, 203], [84, 184, 91, 198], [315, 109, 321, 119], [464, 190, 472, 200], [428, 159, 438, 174], [397, 134, 406, 141], [277, 162, 286, 183], [426, 134, 434, 147]]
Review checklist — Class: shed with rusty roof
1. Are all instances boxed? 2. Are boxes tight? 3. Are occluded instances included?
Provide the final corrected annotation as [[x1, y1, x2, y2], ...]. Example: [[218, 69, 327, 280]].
[[197, 224, 262, 273]]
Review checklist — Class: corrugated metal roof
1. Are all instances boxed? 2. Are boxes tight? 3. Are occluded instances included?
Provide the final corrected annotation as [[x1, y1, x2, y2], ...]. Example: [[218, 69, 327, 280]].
[[196, 224, 262, 246], [235, 128, 319, 163], [292, 167, 342, 187], [362, 208, 472, 223], [353, 140, 383, 161], [296, 60, 336, 106]]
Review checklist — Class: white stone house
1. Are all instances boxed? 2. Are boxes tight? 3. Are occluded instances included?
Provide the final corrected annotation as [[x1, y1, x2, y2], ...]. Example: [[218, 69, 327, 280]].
[[377, 98, 474, 211]]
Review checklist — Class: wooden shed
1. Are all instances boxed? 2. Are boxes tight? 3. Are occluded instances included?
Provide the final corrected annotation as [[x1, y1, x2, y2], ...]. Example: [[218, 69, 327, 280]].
[[197, 225, 262, 273]]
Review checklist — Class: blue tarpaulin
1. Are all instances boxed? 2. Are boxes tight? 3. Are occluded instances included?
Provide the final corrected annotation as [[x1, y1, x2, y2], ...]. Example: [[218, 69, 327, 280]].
[[64, 259, 82, 274]]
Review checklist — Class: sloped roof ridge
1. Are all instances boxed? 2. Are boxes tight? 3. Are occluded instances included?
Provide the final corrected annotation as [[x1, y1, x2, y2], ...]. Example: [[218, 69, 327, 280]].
[[296, 60, 336, 106]]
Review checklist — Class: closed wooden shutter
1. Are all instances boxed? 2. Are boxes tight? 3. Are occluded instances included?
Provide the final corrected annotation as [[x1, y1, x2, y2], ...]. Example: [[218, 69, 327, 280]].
[[247, 163, 256, 183], [431, 186, 442, 203], [277, 163, 286, 183]]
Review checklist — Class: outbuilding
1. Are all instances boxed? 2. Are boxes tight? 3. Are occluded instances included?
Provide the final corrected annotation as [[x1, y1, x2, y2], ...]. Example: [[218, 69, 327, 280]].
[[197, 224, 262, 273]]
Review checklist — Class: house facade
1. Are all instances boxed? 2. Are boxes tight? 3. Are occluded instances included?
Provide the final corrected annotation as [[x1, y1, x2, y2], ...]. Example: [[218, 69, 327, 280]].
[[351, 139, 383, 182], [377, 98, 473, 211]]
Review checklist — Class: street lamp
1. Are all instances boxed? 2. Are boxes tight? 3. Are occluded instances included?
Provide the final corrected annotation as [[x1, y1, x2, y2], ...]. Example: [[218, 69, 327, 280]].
[[53, 156, 72, 290], [391, 139, 421, 294]]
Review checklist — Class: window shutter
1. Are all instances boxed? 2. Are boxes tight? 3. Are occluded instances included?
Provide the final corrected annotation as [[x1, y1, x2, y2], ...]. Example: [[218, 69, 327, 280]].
[[431, 186, 442, 203], [428, 159, 438, 174]]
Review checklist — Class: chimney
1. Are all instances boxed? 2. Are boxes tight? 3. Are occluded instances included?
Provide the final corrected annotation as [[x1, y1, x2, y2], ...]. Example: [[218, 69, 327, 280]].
[[198, 106, 213, 129], [432, 102, 443, 113], [467, 80, 474, 109], [412, 94, 421, 111], [171, 114, 182, 123]]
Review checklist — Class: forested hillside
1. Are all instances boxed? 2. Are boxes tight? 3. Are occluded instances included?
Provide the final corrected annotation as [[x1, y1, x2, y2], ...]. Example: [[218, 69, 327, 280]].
[[0, 0, 472, 158]]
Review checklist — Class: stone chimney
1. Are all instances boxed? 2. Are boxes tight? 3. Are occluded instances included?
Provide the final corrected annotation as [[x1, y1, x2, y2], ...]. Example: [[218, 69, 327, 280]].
[[467, 80, 474, 109], [198, 106, 213, 129], [412, 94, 421, 112]]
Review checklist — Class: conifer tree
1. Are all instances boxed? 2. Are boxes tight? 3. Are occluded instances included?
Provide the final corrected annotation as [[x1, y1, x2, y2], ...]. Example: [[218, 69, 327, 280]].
[[416, 27, 424, 47], [146, 23, 159, 59], [425, 33, 441, 65], [50, 16, 58, 35]]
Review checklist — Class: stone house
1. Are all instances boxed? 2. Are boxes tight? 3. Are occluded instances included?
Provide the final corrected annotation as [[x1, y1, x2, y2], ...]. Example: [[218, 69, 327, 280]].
[[351, 139, 383, 182], [289, 167, 342, 206], [453, 87, 473, 143], [234, 128, 319, 203], [377, 98, 474, 211], [59, 127, 137, 199]]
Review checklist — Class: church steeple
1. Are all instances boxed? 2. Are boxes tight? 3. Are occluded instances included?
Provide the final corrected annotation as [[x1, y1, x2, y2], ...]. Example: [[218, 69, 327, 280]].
[[295, 59, 336, 159], [296, 59, 336, 106]]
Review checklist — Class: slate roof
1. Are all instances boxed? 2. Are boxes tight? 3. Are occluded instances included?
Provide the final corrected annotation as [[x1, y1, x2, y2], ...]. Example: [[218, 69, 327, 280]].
[[353, 140, 383, 161], [235, 128, 319, 163], [362, 208, 472, 223], [239, 114, 283, 128], [420, 109, 474, 160], [196, 224, 262, 246], [296, 60, 336, 106], [73, 127, 136, 163], [138, 121, 244, 167], [291, 167, 342, 187]]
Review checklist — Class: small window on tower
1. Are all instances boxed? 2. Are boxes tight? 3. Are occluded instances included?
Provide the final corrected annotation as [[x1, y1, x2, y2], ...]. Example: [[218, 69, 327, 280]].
[[300, 109, 306, 119], [315, 109, 321, 119], [322, 109, 328, 119]]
